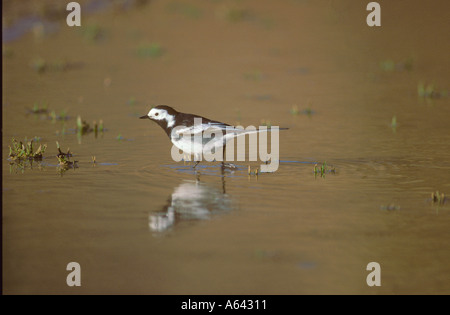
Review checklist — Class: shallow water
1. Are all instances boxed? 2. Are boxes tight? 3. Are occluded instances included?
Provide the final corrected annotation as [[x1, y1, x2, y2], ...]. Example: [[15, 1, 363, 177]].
[[2, 0, 450, 294]]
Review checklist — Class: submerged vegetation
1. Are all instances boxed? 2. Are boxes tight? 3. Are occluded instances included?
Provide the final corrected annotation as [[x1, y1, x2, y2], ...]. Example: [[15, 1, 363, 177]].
[[56, 141, 72, 158], [28, 102, 49, 114], [76, 115, 104, 137], [80, 23, 105, 43], [417, 82, 448, 99], [243, 70, 263, 81], [391, 115, 397, 133], [127, 97, 138, 106], [290, 105, 315, 116], [8, 138, 79, 173], [26, 104, 104, 138], [391, 115, 397, 128], [30, 57, 83, 73], [76, 115, 92, 134], [379, 58, 413, 72], [248, 165, 259, 176], [14, 104, 107, 172], [49, 109, 69, 122], [8, 137, 47, 174], [9, 138, 47, 161], [431, 191, 447, 205], [313, 161, 336, 178], [56, 153, 78, 170], [260, 119, 271, 128], [136, 43, 165, 58], [291, 99, 315, 117], [27, 103, 70, 122]]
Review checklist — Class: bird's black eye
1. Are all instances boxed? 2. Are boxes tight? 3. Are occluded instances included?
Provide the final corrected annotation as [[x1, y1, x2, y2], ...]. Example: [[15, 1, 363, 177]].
[[155, 113, 159, 116]]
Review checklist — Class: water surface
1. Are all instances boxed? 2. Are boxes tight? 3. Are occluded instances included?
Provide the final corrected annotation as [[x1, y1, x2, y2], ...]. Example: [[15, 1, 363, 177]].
[[3, 0, 450, 294]]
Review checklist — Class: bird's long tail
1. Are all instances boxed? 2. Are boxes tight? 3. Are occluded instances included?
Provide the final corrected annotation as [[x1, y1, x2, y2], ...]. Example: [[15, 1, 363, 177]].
[[222, 126, 288, 142]]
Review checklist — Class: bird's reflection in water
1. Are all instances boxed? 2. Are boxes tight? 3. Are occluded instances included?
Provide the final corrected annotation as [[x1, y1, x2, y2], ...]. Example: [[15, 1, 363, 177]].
[[149, 174, 232, 233]]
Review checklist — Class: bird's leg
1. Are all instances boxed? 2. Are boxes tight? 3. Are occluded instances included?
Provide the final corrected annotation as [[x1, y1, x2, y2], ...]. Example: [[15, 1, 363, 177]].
[[221, 164, 226, 194], [220, 144, 237, 170], [221, 144, 226, 169], [193, 161, 200, 168]]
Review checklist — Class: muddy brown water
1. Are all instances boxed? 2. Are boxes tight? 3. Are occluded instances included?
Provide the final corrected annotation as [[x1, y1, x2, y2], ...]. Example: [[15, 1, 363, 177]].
[[2, 0, 450, 294]]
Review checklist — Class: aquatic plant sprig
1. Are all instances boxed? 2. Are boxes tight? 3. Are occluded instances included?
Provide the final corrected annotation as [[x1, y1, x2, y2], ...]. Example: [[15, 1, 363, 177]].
[[76, 116, 105, 137], [248, 165, 259, 176], [290, 99, 315, 117], [291, 105, 315, 116], [27, 103, 72, 124], [379, 58, 413, 72], [30, 57, 83, 73], [418, 82, 448, 99], [55, 141, 77, 169], [431, 191, 447, 205], [136, 43, 165, 58], [29, 102, 49, 114], [243, 70, 263, 81], [49, 109, 69, 122], [9, 138, 47, 161], [260, 119, 271, 128], [76, 115, 92, 134], [56, 141, 72, 158], [80, 23, 105, 43], [57, 155, 78, 168], [313, 161, 336, 178]]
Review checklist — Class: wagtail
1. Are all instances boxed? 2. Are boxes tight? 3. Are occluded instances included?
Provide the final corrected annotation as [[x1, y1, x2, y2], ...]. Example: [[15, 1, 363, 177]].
[[140, 105, 286, 168]]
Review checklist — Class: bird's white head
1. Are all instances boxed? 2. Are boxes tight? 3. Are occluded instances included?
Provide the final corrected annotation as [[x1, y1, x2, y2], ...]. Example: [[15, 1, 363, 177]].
[[140, 105, 178, 128]]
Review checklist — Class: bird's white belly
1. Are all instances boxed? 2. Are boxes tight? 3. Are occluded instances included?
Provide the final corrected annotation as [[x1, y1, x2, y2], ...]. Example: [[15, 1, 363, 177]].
[[171, 135, 225, 161], [171, 137, 196, 155]]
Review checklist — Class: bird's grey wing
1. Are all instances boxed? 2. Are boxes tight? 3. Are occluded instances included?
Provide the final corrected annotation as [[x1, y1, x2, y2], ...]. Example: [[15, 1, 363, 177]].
[[174, 122, 230, 136], [174, 122, 288, 137]]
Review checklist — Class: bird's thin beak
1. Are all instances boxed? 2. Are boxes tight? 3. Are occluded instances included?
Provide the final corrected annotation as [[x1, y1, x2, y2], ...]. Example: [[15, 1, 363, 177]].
[[140, 115, 149, 119]]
